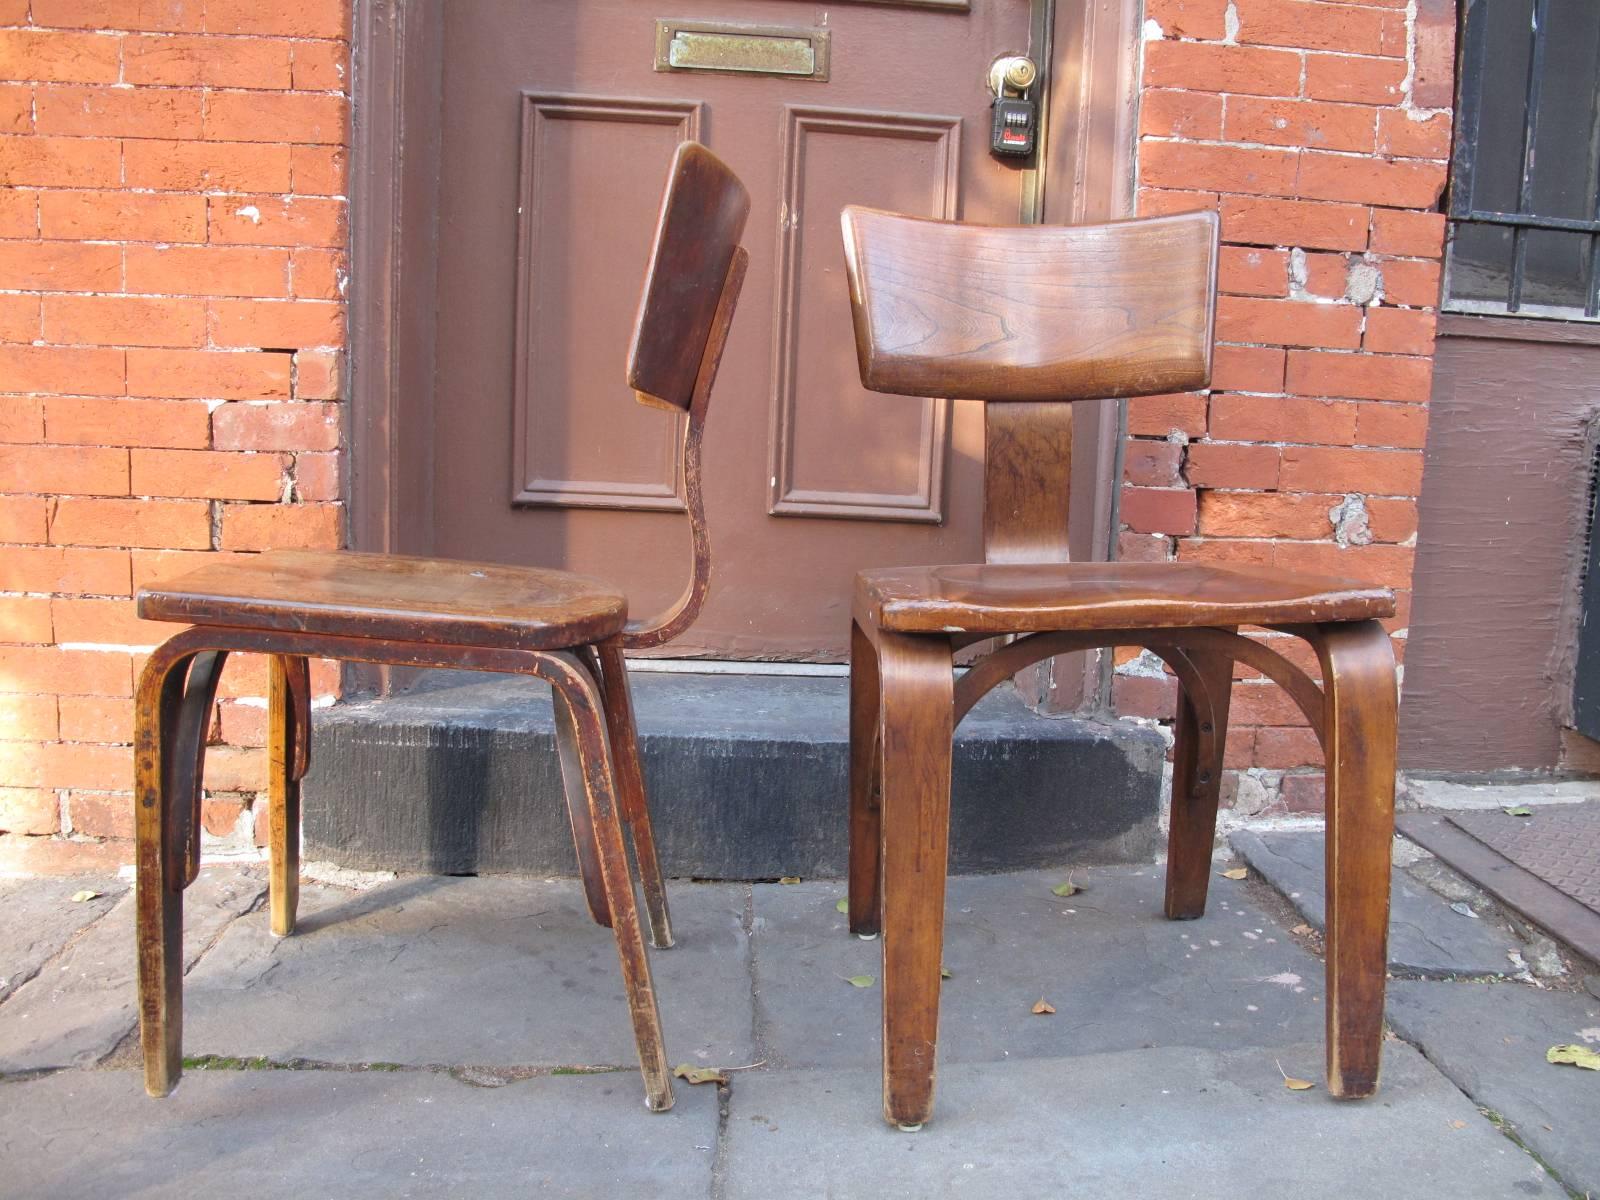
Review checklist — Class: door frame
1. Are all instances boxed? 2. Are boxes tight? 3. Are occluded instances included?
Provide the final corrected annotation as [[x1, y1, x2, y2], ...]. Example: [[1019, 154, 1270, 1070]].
[[346, 0, 1143, 686]]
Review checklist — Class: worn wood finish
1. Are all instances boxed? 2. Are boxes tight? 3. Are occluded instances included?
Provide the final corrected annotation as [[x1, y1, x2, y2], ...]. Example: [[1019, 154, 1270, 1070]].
[[133, 145, 749, 1111], [841, 208, 1399, 1128]]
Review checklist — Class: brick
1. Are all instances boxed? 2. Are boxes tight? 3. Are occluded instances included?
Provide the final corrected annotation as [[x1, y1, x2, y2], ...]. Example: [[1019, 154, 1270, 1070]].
[[201, 744, 265, 792], [293, 451, 340, 501], [202, 795, 248, 837], [1216, 296, 1363, 349], [0, 545, 129, 593], [1219, 246, 1288, 297], [0, 495, 48, 542], [1223, 727, 1258, 770], [220, 501, 339, 550], [1273, 540, 1413, 588], [290, 248, 343, 299], [0, 83, 31, 134], [30, 0, 203, 32], [218, 699, 267, 746], [293, 350, 341, 401], [1143, 42, 1302, 97], [50, 497, 211, 549], [1378, 109, 1451, 160], [1412, 0, 1457, 109], [0, 29, 121, 84], [0, 595, 53, 642], [1224, 97, 1376, 154], [1, 740, 132, 793], [1279, 445, 1423, 496], [67, 791, 134, 840], [1145, 0, 1229, 39], [1278, 772, 1327, 813], [1128, 392, 1208, 438], [124, 137, 292, 192], [36, 84, 204, 139], [1354, 400, 1429, 449], [0, 646, 130, 695], [1121, 486, 1197, 535], [1380, 258, 1442, 307], [0, 444, 128, 496], [1285, 349, 1432, 402], [204, 90, 347, 145], [1304, 53, 1406, 105], [208, 194, 345, 248], [290, 144, 346, 196], [1111, 673, 1177, 721], [204, 0, 350, 38], [1, 697, 58, 742], [1370, 209, 1445, 258], [1234, 0, 1389, 54], [126, 348, 291, 400], [123, 33, 293, 89], [0, 133, 121, 187], [130, 448, 288, 500], [57, 694, 132, 743], [1117, 532, 1172, 563], [0, 345, 124, 396], [1364, 307, 1436, 356], [1185, 442, 1282, 489], [0, 240, 121, 291], [130, 547, 255, 592], [1140, 141, 1299, 197], [50, 596, 168, 645], [1366, 497, 1418, 543], [1140, 89, 1224, 141], [39, 189, 207, 242], [1176, 537, 1275, 568], [1210, 393, 1358, 444], [208, 299, 341, 349], [0, 786, 59, 835], [0, 398, 45, 445], [0, 833, 133, 875], [291, 40, 348, 91], [1124, 440, 1184, 487], [0, 294, 39, 341], [1220, 196, 1369, 251], [126, 245, 291, 298], [1299, 152, 1446, 208], [45, 396, 211, 450], [44, 295, 207, 350], [0, 187, 37, 237], [1230, 681, 1310, 727], [1139, 189, 1219, 218]]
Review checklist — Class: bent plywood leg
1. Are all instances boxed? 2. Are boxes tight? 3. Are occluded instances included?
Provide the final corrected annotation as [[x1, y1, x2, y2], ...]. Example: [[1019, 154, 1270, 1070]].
[[594, 638, 673, 949], [268, 655, 308, 937], [553, 683, 612, 929], [876, 631, 954, 1128], [849, 618, 883, 937], [547, 656, 673, 1111], [135, 645, 195, 1098], [1310, 620, 1397, 1099], [1163, 644, 1234, 920]]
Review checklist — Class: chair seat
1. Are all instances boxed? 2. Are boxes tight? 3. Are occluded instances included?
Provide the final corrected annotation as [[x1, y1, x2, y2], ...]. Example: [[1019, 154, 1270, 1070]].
[[137, 549, 627, 651], [856, 561, 1394, 635]]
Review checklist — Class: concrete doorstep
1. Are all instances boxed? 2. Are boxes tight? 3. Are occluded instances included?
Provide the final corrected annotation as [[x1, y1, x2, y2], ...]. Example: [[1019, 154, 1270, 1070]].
[[0, 861, 1585, 1198]]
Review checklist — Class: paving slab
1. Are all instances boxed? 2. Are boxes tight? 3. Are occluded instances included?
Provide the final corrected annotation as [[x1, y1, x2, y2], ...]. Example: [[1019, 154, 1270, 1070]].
[[721, 1040, 1557, 1199], [0, 876, 125, 1004], [1387, 979, 1600, 1199], [0, 1066, 718, 1199], [185, 876, 754, 1070], [0, 867, 263, 1075], [1231, 829, 1518, 976], [752, 866, 1326, 1069]]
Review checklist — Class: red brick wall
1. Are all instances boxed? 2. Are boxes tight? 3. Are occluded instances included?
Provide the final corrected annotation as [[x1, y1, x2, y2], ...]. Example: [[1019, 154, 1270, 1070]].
[[0, 0, 349, 873], [1117, 0, 1455, 816]]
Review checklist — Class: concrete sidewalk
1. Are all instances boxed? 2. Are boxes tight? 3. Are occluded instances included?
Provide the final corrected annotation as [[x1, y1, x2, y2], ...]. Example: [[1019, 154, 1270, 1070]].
[[0, 852, 1592, 1198]]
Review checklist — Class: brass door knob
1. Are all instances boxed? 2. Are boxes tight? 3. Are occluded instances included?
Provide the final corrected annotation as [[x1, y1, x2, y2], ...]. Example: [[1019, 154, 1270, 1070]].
[[988, 54, 1038, 97]]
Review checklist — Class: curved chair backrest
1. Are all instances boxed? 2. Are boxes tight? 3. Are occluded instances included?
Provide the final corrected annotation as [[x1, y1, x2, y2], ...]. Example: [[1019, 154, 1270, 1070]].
[[839, 206, 1218, 404]]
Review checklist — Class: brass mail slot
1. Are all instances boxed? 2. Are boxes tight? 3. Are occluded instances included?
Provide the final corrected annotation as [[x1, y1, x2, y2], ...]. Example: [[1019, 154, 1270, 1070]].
[[654, 21, 830, 81]]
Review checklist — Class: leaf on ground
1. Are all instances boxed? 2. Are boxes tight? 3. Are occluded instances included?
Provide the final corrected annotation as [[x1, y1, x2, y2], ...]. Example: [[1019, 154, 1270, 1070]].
[[672, 1064, 728, 1086], [1031, 997, 1055, 1015], [1220, 867, 1249, 881], [1503, 805, 1534, 817], [835, 898, 849, 913], [779, 876, 802, 885], [846, 974, 876, 989], [1276, 1059, 1315, 1090], [69, 889, 100, 903], [941, 966, 953, 979], [1546, 1044, 1600, 1071], [1449, 1120, 1467, 1130], [1051, 880, 1081, 897], [1291, 924, 1314, 937]]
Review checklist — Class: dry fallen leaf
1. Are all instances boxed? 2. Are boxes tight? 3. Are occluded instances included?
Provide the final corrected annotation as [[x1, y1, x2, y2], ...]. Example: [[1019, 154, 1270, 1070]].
[[835, 898, 849, 914], [1276, 1059, 1315, 1091], [69, 889, 100, 903], [1449, 1120, 1467, 1130], [1051, 877, 1082, 897], [672, 1064, 728, 1086], [1031, 997, 1055, 1015], [779, 876, 802, 885], [846, 974, 876, 989], [1291, 924, 1314, 937], [1546, 1044, 1600, 1071], [1502, 805, 1534, 817], [1220, 867, 1248, 881], [940, 966, 953, 979]]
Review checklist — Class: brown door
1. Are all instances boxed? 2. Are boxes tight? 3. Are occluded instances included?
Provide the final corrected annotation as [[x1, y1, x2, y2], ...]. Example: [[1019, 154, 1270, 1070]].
[[429, 0, 1037, 659]]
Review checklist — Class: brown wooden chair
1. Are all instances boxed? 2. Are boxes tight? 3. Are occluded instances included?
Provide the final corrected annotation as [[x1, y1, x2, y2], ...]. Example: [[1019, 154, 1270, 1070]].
[[839, 205, 1399, 1129], [131, 142, 750, 1113]]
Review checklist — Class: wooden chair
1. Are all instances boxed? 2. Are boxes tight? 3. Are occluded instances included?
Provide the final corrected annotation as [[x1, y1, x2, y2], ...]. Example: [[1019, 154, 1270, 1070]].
[[132, 142, 750, 1113], [839, 206, 1398, 1129]]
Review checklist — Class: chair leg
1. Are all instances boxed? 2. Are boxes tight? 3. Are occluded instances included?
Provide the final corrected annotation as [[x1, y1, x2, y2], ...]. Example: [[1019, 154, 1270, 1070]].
[[848, 618, 883, 937], [268, 655, 308, 937], [134, 647, 198, 1098], [549, 657, 674, 1112], [1163, 646, 1234, 920], [875, 631, 954, 1129], [1309, 620, 1397, 1099], [553, 684, 613, 930], [594, 638, 673, 949]]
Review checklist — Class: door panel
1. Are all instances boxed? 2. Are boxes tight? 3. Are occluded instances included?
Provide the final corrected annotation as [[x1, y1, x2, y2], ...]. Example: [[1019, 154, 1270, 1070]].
[[431, 0, 1035, 659]]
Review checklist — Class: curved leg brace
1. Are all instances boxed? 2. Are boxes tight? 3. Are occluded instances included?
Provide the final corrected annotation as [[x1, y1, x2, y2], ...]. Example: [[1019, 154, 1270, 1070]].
[[268, 655, 309, 936], [1163, 644, 1235, 919]]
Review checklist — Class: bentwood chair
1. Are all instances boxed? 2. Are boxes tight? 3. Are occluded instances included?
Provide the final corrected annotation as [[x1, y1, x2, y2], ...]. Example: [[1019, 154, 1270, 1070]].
[[839, 206, 1399, 1129], [131, 143, 750, 1113]]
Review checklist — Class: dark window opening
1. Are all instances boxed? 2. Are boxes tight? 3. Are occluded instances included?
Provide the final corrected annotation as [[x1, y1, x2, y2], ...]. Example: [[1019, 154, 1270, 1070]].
[[1446, 0, 1600, 319]]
